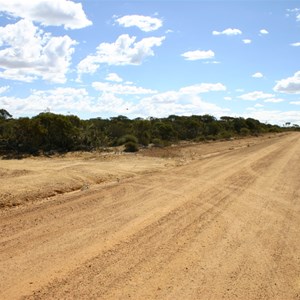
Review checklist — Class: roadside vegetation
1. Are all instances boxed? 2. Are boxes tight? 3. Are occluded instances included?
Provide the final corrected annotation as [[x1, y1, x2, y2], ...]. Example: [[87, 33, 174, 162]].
[[0, 108, 298, 155]]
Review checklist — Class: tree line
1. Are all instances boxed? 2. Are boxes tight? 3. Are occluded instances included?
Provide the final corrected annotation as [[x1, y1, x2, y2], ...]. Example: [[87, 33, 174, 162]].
[[0, 108, 297, 155]]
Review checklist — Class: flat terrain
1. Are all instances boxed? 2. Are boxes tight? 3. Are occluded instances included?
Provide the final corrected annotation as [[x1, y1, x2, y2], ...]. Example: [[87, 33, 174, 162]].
[[0, 133, 299, 299]]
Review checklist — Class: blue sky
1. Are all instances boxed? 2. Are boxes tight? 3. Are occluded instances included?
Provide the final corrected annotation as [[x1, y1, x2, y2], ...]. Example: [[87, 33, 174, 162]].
[[0, 0, 300, 125]]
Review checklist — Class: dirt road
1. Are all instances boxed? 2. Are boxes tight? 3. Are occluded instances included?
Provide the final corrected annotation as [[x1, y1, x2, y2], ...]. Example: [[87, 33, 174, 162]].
[[0, 133, 299, 299]]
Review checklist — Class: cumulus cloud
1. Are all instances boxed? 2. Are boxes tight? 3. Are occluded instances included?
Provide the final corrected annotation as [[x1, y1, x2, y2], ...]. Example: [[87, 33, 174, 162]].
[[93, 93, 136, 116], [286, 8, 300, 22], [136, 82, 228, 117], [273, 71, 300, 94], [243, 39, 252, 44], [252, 72, 264, 78], [238, 91, 274, 101], [105, 73, 123, 83], [264, 98, 284, 103], [0, 86, 9, 94], [179, 83, 226, 94], [290, 42, 300, 47], [290, 101, 300, 105], [0, 87, 93, 116], [115, 15, 162, 32], [88, 81, 229, 118], [243, 109, 300, 126], [94, 81, 227, 117], [0, 0, 92, 29], [0, 87, 140, 118], [181, 50, 215, 61], [0, 19, 76, 83], [203, 61, 220, 64], [212, 28, 242, 36], [254, 103, 264, 108], [92, 82, 157, 95], [77, 34, 165, 79], [260, 29, 269, 35], [138, 91, 229, 118], [0, 81, 230, 119], [224, 96, 232, 101]]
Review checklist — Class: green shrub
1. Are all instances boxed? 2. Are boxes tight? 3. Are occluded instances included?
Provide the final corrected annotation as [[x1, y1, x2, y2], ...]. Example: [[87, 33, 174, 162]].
[[194, 135, 206, 142], [124, 141, 139, 152], [268, 127, 281, 133], [117, 134, 138, 145], [206, 135, 217, 141], [219, 131, 233, 140], [152, 138, 163, 147], [240, 127, 250, 136], [138, 131, 150, 146]]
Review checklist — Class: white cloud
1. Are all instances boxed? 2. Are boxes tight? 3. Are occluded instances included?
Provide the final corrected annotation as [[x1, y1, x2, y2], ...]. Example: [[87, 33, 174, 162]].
[[254, 103, 264, 108], [138, 90, 229, 118], [181, 50, 215, 61], [0, 86, 9, 94], [273, 71, 300, 94], [179, 83, 226, 94], [243, 109, 300, 126], [105, 73, 123, 83], [92, 82, 157, 95], [243, 39, 252, 44], [81, 81, 228, 118], [92, 93, 135, 116], [290, 42, 300, 47], [0, 0, 92, 30], [0, 87, 139, 118], [93, 89, 229, 118], [0, 87, 93, 116], [0, 19, 76, 83], [0, 82, 230, 119], [224, 96, 232, 101], [238, 91, 274, 101], [77, 34, 165, 79], [252, 72, 264, 78], [115, 15, 162, 32], [212, 28, 242, 36], [260, 29, 269, 35], [246, 107, 256, 112], [286, 8, 300, 15], [286, 8, 300, 22], [264, 98, 284, 103], [203, 61, 220, 64], [165, 29, 173, 34], [290, 101, 300, 105]]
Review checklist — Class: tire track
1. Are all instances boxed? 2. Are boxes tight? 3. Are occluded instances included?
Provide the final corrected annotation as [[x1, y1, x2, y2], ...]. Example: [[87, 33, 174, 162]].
[[0, 133, 299, 300]]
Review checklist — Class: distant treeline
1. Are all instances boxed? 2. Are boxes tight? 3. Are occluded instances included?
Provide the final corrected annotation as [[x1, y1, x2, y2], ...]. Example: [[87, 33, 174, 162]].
[[0, 109, 298, 155]]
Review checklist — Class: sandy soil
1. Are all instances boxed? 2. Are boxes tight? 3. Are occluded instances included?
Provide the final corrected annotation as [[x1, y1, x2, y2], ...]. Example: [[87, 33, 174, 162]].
[[0, 132, 299, 299], [0, 134, 282, 208]]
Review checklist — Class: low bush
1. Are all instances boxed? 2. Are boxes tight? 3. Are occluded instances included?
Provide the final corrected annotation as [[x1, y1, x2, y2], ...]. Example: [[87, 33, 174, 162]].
[[240, 127, 250, 136], [152, 138, 163, 147], [117, 134, 138, 145], [124, 141, 139, 152]]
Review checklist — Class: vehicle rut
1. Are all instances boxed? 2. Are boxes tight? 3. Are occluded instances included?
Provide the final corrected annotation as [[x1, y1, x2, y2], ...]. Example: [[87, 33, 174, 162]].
[[0, 133, 299, 299]]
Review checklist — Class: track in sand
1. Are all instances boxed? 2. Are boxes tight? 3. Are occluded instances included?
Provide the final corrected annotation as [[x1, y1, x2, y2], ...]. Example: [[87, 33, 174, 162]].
[[0, 133, 299, 299]]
